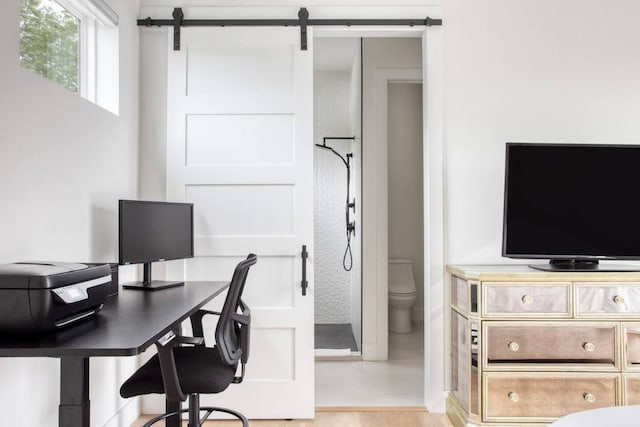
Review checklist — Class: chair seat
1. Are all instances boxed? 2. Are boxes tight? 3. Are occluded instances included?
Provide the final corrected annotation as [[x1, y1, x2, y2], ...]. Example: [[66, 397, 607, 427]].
[[120, 346, 237, 398]]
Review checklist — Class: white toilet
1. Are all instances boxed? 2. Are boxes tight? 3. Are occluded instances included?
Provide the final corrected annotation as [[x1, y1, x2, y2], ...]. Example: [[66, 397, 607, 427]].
[[388, 259, 417, 334]]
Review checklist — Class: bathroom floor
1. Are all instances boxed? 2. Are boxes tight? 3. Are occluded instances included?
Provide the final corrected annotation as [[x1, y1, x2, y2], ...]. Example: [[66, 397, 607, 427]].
[[315, 323, 424, 407], [315, 323, 358, 351]]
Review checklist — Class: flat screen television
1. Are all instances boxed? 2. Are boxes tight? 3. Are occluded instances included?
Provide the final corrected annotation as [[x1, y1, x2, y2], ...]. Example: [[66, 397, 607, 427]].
[[502, 143, 640, 272], [119, 200, 194, 290]]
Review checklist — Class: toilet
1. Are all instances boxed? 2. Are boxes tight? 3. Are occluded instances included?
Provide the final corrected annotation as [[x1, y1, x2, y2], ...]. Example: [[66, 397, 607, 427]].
[[388, 259, 417, 334]]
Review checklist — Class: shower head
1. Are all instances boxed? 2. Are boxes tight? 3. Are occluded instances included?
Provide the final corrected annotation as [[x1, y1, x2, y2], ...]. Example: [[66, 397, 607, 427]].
[[315, 143, 348, 168]]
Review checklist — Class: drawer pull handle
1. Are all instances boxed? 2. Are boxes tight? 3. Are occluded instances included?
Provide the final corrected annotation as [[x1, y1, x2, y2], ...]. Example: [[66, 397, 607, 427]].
[[583, 393, 596, 403], [508, 392, 520, 402], [521, 295, 534, 305], [508, 342, 520, 352], [614, 295, 625, 304], [583, 342, 596, 352]]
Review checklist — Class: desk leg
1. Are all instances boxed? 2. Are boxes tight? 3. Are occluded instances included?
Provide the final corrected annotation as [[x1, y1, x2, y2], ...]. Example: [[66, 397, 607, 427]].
[[166, 325, 182, 427], [59, 357, 90, 427]]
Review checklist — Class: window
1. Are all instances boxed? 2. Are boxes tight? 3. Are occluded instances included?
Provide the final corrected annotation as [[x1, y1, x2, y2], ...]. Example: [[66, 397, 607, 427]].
[[19, 0, 80, 93], [18, 0, 119, 113]]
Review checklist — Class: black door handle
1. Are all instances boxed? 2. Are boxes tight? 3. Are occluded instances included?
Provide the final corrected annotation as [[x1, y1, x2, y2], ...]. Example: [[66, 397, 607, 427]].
[[301, 245, 308, 296]]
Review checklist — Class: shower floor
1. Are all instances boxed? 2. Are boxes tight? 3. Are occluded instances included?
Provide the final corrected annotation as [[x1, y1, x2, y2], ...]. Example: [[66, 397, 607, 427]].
[[315, 324, 358, 351]]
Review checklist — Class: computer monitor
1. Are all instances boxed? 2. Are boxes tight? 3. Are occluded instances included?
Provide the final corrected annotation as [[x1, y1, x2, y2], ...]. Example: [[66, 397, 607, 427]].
[[119, 200, 194, 290]]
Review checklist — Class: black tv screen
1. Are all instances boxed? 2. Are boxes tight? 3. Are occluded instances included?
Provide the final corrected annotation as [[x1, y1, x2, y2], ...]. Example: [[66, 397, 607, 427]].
[[503, 143, 640, 261], [119, 200, 194, 265]]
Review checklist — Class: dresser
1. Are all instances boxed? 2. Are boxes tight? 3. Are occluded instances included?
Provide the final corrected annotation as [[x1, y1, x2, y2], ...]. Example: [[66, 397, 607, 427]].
[[446, 265, 640, 427]]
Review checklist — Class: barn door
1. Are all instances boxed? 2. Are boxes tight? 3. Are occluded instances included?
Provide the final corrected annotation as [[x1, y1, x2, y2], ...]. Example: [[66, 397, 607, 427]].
[[166, 26, 314, 418]]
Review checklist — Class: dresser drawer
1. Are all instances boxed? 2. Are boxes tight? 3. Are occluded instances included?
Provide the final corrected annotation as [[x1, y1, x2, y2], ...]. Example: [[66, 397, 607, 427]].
[[576, 284, 640, 316], [623, 323, 640, 369], [484, 322, 617, 368], [624, 375, 640, 404], [483, 283, 571, 317], [484, 373, 618, 422]]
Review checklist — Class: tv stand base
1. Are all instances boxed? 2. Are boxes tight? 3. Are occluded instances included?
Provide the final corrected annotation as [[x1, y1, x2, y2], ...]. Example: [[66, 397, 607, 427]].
[[529, 259, 640, 272]]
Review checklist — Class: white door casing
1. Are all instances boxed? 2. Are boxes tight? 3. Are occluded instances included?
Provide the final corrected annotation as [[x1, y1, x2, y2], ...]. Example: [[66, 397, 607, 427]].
[[165, 26, 314, 419]]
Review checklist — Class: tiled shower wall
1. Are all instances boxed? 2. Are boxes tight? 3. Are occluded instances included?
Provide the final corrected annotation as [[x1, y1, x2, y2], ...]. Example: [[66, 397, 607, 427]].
[[313, 71, 354, 324]]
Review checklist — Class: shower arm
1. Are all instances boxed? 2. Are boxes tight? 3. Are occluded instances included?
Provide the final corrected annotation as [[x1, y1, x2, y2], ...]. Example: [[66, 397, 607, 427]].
[[315, 136, 357, 271], [315, 136, 356, 209], [315, 137, 355, 169]]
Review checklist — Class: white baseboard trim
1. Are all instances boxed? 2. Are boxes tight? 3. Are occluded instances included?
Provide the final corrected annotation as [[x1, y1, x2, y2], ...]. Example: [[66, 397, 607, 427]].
[[425, 392, 447, 413], [102, 398, 140, 427]]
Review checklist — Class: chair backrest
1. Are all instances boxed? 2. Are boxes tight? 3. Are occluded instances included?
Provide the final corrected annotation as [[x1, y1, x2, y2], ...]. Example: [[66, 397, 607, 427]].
[[215, 253, 257, 367]]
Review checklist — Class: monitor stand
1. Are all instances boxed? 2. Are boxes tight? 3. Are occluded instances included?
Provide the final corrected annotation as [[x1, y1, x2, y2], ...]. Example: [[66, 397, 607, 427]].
[[122, 262, 185, 291], [529, 259, 640, 272]]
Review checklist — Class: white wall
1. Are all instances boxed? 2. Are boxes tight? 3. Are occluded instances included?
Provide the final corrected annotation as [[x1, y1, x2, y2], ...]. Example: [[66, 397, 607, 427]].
[[134, 0, 640, 415], [0, 0, 140, 425], [388, 82, 424, 322], [444, 0, 640, 265], [313, 71, 354, 324], [139, 0, 438, 6]]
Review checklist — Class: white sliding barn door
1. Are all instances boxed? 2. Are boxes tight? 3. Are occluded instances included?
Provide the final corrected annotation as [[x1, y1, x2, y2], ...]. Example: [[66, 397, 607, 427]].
[[166, 27, 314, 419]]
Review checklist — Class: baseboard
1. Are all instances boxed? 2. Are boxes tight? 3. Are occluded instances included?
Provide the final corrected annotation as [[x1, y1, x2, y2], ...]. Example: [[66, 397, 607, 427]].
[[316, 406, 427, 412], [315, 354, 363, 362], [425, 392, 447, 413], [102, 397, 140, 427]]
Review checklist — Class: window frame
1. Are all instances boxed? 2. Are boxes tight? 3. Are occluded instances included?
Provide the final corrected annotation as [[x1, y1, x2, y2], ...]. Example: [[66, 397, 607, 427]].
[[54, 0, 97, 100], [19, 0, 119, 113]]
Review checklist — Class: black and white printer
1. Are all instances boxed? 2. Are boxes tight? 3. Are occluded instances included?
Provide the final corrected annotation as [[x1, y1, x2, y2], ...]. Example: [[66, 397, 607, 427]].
[[0, 262, 112, 333]]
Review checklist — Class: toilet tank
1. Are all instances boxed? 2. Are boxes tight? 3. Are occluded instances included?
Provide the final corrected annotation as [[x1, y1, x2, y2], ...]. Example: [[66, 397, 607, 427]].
[[388, 259, 416, 294]]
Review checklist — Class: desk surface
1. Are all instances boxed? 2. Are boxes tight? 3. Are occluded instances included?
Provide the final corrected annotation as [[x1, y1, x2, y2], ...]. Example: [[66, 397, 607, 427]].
[[0, 281, 228, 358]]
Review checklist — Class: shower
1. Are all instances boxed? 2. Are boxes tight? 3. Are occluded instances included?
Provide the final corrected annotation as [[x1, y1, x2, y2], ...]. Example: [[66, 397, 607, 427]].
[[313, 36, 362, 356], [315, 136, 356, 271]]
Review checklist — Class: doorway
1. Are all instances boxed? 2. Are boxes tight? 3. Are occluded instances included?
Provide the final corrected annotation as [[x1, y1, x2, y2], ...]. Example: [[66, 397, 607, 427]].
[[315, 37, 426, 407]]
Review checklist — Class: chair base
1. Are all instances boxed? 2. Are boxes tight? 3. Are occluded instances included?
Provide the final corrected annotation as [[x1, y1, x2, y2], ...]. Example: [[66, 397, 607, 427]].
[[143, 395, 248, 427]]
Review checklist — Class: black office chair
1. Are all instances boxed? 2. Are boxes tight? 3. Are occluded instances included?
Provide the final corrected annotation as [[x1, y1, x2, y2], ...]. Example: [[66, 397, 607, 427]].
[[120, 254, 257, 427]]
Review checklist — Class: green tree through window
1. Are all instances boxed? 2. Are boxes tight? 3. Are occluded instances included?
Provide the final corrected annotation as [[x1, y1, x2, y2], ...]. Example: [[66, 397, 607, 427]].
[[19, 0, 80, 93]]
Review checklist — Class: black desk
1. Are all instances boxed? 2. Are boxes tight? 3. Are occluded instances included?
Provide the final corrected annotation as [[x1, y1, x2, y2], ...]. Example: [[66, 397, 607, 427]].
[[0, 281, 229, 427]]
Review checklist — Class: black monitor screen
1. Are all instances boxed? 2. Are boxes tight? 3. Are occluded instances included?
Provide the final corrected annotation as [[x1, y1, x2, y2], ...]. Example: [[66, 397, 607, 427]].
[[119, 200, 194, 265], [503, 143, 640, 260]]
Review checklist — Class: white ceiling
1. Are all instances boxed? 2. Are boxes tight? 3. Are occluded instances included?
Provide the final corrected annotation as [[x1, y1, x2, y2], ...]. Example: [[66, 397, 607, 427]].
[[314, 37, 359, 72]]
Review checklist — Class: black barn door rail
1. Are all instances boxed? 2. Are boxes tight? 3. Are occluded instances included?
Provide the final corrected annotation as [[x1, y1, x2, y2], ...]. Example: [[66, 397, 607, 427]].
[[138, 7, 443, 51]]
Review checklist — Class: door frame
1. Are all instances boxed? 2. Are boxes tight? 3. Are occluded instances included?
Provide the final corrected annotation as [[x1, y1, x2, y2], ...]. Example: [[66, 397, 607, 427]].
[[314, 25, 445, 411]]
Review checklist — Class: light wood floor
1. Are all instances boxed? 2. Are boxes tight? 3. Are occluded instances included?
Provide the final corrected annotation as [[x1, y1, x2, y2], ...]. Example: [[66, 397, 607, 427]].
[[132, 410, 453, 427]]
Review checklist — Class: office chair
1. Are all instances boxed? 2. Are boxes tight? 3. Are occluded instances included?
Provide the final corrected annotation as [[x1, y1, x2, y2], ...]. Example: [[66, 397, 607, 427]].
[[120, 254, 257, 427]]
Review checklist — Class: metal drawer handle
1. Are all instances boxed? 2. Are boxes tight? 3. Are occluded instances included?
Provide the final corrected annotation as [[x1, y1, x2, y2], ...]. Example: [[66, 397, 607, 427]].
[[521, 295, 534, 305], [613, 295, 625, 304], [508, 392, 519, 402], [583, 393, 596, 403], [583, 342, 596, 352], [508, 342, 520, 352]]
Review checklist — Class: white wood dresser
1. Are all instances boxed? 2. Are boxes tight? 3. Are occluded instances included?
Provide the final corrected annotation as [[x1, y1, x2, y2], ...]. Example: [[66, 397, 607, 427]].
[[446, 265, 640, 426]]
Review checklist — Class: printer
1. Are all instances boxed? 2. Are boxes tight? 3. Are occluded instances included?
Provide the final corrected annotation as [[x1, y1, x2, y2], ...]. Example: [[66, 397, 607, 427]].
[[0, 262, 112, 333]]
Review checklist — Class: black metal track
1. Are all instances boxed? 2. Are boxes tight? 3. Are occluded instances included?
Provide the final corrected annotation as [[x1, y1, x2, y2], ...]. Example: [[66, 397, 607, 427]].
[[137, 7, 442, 51], [137, 18, 443, 27]]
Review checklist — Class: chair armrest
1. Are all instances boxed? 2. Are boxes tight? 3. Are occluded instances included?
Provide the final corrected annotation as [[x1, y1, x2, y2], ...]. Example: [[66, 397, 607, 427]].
[[190, 309, 221, 338], [176, 335, 204, 346], [154, 332, 186, 403]]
